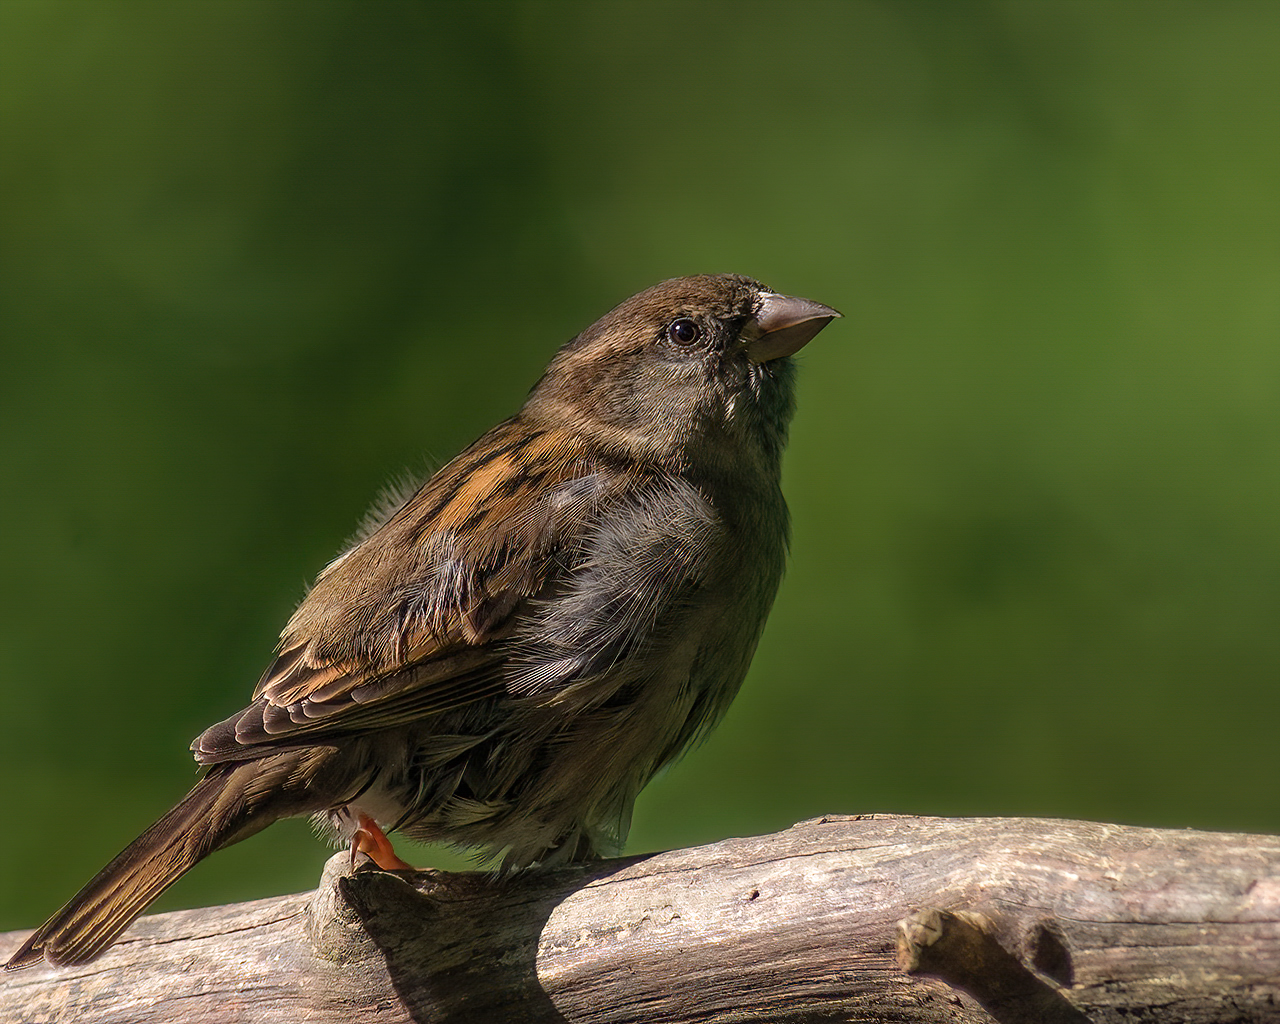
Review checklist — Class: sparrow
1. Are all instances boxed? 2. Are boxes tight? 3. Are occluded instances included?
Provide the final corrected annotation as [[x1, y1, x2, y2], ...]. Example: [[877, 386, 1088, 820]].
[[7, 274, 839, 969]]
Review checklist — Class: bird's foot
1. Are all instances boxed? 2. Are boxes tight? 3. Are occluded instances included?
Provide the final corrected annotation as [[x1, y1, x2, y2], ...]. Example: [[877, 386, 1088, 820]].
[[350, 813, 415, 872]]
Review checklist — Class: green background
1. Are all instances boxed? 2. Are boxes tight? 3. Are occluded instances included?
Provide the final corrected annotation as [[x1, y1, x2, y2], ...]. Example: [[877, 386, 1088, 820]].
[[3, 0, 1278, 932]]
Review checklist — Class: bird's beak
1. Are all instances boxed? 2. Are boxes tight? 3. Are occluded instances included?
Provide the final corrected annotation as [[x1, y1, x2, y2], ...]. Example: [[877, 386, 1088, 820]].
[[743, 293, 842, 364]]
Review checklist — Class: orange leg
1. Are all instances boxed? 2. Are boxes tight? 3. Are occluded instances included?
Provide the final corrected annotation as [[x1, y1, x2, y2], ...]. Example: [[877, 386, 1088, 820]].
[[350, 813, 415, 871]]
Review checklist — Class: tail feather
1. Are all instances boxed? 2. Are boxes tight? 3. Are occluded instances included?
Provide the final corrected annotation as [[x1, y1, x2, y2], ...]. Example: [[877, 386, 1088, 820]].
[[5, 757, 319, 970]]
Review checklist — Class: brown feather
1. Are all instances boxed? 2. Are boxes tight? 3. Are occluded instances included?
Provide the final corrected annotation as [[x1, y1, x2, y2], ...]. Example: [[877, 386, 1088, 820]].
[[8, 274, 839, 969], [6, 749, 354, 967]]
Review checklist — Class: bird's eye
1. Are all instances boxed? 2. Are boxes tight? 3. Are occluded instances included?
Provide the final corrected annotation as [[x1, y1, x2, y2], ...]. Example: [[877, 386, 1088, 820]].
[[667, 318, 700, 346]]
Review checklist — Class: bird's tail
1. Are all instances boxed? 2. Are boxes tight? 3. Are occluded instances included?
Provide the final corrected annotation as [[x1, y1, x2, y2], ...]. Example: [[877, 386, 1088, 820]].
[[6, 750, 336, 970]]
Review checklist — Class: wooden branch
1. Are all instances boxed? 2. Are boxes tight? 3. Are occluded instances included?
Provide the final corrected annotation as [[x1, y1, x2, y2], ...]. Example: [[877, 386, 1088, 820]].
[[3, 814, 1279, 1023]]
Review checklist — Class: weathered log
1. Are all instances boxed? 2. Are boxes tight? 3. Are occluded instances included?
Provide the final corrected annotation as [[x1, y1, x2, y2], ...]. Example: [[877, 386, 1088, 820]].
[[3, 814, 1278, 1023]]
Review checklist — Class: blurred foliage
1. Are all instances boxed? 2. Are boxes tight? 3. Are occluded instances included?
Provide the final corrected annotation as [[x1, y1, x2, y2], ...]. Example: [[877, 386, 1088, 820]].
[[3, 0, 1279, 931]]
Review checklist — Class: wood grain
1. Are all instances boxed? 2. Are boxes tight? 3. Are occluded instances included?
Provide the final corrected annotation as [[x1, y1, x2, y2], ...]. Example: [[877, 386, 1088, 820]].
[[4, 815, 1278, 1022]]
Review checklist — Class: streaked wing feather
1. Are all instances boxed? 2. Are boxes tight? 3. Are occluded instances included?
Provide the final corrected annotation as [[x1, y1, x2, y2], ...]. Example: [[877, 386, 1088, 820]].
[[193, 422, 616, 764], [194, 650, 507, 763]]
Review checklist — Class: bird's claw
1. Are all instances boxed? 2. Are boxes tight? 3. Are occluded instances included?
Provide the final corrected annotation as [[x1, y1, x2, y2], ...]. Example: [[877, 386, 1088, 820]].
[[349, 813, 415, 872]]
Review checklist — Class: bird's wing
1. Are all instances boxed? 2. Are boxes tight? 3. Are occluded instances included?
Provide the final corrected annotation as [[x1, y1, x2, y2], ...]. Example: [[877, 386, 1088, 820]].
[[192, 422, 613, 763]]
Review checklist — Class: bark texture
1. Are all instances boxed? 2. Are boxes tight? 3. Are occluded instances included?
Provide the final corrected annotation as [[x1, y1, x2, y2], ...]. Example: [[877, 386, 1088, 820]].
[[3, 814, 1278, 1023]]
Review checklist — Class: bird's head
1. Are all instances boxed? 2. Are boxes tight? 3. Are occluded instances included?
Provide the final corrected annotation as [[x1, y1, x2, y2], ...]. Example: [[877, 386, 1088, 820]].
[[523, 274, 840, 473]]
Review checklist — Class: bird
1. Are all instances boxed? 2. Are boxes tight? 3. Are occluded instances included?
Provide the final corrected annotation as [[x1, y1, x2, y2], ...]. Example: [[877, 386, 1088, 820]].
[[6, 273, 839, 969]]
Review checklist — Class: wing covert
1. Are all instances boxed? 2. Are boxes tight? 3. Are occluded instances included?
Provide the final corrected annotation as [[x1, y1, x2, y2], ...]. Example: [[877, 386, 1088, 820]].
[[193, 422, 615, 763]]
